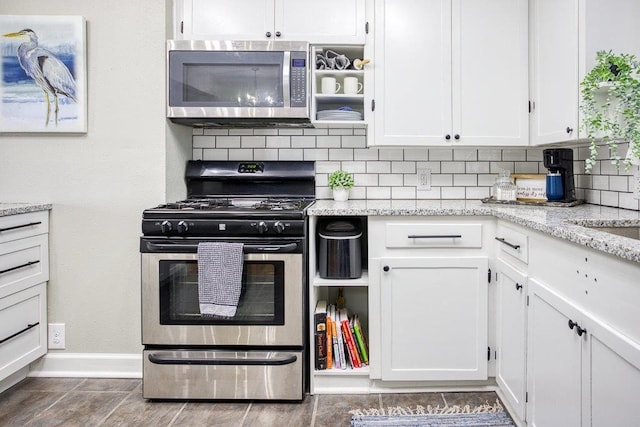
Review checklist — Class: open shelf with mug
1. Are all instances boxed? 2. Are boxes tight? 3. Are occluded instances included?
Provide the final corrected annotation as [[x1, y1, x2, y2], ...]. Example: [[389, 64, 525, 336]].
[[311, 45, 370, 127]]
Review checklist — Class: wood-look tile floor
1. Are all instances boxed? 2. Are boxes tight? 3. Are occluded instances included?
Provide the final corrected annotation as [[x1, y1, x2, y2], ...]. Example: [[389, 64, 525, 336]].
[[0, 378, 505, 426]]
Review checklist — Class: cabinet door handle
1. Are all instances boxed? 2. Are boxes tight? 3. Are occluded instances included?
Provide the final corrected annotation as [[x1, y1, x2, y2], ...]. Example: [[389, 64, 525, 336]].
[[576, 325, 587, 337], [566, 126, 574, 134], [568, 319, 577, 330], [515, 283, 523, 291], [265, 31, 272, 38], [0, 322, 39, 344], [445, 134, 451, 140], [408, 234, 462, 239], [454, 134, 460, 140], [0, 260, 40, 276], [383, 265, 390, 272], [0, 221, 42, 233], [495, 237, 520, 250], [275, 31, 282, 38]]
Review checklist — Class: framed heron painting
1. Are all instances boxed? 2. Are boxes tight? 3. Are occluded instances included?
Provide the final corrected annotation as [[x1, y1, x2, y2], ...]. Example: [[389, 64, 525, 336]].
[[0, 15, 87, 133]]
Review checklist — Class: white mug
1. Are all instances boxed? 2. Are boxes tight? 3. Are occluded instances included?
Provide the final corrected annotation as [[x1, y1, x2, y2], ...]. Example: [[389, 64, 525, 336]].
[[321, 77, 341, 94], [343, 77, 363, 95]]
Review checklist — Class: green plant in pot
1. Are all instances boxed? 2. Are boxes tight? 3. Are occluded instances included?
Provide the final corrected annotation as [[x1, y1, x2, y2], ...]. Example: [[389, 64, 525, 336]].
[[328, 169, 354, 201], [580, 50, 640, 172]]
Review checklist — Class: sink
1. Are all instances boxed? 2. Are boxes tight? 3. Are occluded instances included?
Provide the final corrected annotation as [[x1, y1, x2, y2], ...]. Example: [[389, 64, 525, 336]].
[[585, 225, 640, 240]]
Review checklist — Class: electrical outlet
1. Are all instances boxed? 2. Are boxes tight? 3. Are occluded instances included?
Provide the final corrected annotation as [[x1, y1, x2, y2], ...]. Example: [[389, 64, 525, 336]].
[[417, 168, 431, 190], [48, 323, 65, 349]]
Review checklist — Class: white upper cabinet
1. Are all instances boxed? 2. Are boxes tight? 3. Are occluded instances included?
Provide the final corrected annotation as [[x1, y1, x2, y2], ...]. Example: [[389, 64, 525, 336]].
[[176, 0, 366, 44], [372, 0, 528, 147], [530, 0, 640, 145]]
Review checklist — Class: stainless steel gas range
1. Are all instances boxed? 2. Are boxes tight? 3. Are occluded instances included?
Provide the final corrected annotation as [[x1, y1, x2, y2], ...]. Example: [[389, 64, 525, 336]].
[[140, 161, 314, 401]]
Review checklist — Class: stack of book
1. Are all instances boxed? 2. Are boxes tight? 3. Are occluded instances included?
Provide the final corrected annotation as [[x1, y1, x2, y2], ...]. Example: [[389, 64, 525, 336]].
[[314, 300, 369, 370]]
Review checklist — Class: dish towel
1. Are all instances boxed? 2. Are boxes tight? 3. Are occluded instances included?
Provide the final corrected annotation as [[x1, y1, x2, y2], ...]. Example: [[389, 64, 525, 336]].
[[197, 242, 244, 317]]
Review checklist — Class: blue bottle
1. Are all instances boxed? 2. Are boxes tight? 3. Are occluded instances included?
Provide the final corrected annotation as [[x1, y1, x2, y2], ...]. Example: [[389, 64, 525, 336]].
[[546, 172, 564, 201]]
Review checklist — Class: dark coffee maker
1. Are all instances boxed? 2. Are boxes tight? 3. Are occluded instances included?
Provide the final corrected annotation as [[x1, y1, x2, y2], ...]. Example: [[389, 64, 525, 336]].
[[543, 148, 576, 202]]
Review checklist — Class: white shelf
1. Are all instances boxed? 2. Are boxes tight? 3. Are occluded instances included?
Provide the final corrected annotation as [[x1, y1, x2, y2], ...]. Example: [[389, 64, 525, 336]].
[[313, 270, 369, 287], [315, 70, 364, 76], [315, 366, 370, 376], [315, 94, 364, 101]]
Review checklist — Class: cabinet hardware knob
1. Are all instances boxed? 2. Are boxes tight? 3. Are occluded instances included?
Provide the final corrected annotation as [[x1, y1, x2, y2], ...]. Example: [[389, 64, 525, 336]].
[[576, 325, 587, 337], [275, 31, 282, 37], [568, 319, 577, 330], [383, 266, 390, 272], [566, 126, 574, 134], [515, 283, 523, 291], [454, 134, 460, 140], [265, 31, 272, 38], [445, 134, 451, 140]]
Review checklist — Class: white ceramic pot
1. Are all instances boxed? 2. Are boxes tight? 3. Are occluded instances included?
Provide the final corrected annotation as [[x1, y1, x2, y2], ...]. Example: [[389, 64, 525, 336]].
[[332, 188, 349, 202]]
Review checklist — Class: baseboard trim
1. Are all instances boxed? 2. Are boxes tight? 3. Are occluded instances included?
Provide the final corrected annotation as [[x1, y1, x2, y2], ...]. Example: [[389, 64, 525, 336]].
[[28, 353, 142, 379]]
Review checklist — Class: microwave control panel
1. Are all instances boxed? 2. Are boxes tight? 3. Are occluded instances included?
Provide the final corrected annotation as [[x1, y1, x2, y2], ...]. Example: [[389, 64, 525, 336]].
[[290, 51, 307, 107]]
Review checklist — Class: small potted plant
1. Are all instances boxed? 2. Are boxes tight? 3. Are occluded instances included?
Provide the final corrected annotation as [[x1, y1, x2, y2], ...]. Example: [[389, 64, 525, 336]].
[[328, 170, 354, 201], [580, 50, 640, 172]]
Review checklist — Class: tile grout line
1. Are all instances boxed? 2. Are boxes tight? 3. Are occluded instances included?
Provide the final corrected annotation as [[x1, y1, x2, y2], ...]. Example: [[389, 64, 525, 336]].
[[96, 386, 138, 426], [240, 401, 253, 426], [309, 394, 319, 427], [167, 401, 188, 426], [29, 378, 88, 422]]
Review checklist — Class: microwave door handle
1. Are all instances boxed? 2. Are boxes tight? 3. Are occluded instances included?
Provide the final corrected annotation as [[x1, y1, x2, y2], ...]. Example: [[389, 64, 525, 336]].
[[283, 51, 291, 108]]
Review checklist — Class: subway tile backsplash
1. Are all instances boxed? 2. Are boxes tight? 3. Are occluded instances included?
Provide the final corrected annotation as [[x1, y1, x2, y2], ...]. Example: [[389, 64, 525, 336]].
[[191, 128, 640, 211]]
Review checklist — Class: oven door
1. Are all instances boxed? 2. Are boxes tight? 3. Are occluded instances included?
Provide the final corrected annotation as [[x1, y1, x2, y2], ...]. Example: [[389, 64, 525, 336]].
[[141, 247, 303, 347]]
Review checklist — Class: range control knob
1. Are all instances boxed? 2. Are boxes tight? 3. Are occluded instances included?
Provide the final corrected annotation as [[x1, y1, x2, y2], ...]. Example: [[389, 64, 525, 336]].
[[273, 221, 286, 234], [160, 220, 173, 234], [257, 221, 268, 234], [177, 221, 189, 233]]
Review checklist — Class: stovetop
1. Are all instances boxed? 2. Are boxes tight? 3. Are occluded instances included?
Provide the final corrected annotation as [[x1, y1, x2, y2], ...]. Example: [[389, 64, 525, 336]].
[[151, 197, 314, 213]]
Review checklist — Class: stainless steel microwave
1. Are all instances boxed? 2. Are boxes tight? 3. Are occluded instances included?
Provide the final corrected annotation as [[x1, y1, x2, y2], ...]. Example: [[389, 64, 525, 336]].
[[166, 40, 310, 127]]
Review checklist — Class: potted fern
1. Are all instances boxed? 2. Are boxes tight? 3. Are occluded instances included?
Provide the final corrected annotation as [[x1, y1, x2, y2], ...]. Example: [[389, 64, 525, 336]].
[[580, 50, 640, 172], [328, 170, 354, 201]]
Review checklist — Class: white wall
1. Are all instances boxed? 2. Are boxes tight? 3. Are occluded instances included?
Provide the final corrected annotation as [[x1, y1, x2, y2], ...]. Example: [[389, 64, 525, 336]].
[[0, 1, 190, 357]]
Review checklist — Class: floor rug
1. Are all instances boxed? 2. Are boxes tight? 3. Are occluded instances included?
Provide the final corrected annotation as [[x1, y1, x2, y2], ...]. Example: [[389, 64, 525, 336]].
[[350, 400, 515, 426]]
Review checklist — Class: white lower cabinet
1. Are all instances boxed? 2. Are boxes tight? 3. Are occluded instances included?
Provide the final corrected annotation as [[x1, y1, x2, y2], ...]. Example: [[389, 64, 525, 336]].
[[378, 256, 488, 381], [495, 258, 527, 422], [527, 277, 640, 427], [0, 210, 49, 390]]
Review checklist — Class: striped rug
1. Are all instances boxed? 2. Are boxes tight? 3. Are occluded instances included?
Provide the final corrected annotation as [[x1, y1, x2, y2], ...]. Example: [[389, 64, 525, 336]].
[[350, 400, 515, 426]]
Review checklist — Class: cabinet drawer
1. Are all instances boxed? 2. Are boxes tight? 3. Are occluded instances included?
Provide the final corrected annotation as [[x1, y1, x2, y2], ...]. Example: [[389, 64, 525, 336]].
[[495, 223, 529, 264], [0, 283, 47, 381], [0, 234, 49, 298], [385, 223, 483, 248], [0, 211, 49, 244]]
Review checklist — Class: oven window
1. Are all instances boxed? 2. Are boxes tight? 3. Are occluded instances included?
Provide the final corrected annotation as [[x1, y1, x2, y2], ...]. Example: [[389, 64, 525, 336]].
[[159, 260, 285, 325]]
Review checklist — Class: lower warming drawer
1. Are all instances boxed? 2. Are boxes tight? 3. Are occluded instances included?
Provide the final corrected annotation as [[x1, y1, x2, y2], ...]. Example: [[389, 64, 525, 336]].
[[142, 349, 304, 400]]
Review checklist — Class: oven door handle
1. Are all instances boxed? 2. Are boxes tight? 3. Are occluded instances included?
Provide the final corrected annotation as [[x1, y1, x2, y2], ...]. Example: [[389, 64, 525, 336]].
[[144, 242, 299, 253], [147, 352, 298, 366]]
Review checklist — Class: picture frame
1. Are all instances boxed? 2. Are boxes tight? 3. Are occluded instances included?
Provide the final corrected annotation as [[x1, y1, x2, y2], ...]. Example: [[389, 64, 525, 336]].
[[513, 174, 547, 202], [0, 15, 87, 133]]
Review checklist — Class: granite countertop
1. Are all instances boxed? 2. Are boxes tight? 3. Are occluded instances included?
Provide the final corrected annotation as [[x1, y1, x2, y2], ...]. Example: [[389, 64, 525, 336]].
[[0, 203, 52, 217], [308, 199, 640, 264]]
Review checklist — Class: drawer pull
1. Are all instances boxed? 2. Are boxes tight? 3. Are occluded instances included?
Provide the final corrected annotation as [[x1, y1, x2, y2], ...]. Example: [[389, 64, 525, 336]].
[[407, 234, 462, 239], [0, 322, 39, 344], [0, 221, 42, 233], [0, 260, 40, 276], [495, 237, 520, 250], [148, 352, 297, 366]]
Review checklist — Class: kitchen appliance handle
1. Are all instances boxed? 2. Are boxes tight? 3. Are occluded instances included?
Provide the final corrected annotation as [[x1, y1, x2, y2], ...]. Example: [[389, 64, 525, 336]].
[[407, 234, 462, 239], [495, 237, 521, 250], [0, 221, 42, 233], [0, 322, 39, 344], [147, 352, 297, 366], [0, 260, 40, 276], [145, 242, 298, 253]]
